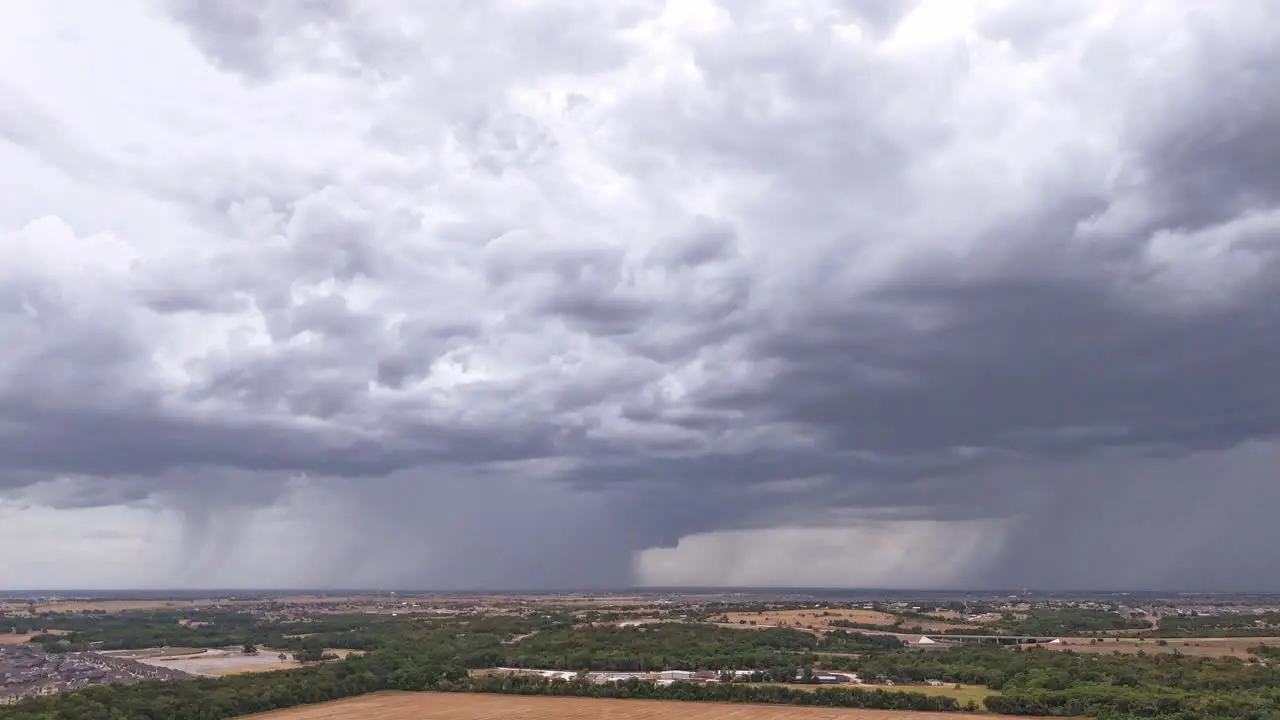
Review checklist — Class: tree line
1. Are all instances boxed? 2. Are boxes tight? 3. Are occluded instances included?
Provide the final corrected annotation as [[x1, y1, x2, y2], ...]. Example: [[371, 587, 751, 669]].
[[500, 624, 899, 671], [837, 645, 1280, 719], [0, 648, 963, 720], [7, 615, 1280, 719]]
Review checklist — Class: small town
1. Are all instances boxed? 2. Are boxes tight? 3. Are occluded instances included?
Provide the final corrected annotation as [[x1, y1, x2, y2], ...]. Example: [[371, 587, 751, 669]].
[[0, 645, 191, 705]]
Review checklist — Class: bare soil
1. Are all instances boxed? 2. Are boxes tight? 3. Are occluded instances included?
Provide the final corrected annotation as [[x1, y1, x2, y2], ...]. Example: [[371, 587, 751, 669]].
[[244, 691, 1043, 719], [133, 647, 367, 676]]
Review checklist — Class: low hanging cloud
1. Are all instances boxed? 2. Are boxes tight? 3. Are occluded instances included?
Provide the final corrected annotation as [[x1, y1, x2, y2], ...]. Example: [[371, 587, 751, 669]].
[[1, 0, 1279, 590]]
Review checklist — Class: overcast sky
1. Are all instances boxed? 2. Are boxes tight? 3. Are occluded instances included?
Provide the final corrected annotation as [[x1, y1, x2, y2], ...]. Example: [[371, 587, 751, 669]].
[[2, 0, 1279, 592]]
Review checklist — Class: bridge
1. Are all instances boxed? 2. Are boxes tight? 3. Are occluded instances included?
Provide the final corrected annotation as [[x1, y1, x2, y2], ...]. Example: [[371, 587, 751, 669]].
[[913, 634, 1062, 646]]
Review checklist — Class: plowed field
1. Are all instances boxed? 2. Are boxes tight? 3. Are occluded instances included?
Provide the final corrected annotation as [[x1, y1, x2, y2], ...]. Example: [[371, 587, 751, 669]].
[[246, 692, 1040, 719]]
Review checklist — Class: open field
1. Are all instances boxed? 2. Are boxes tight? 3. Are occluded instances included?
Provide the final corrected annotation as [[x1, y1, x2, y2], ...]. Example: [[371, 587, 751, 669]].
[[136, 649, 301, 676], [105, 647, 211, 659], [920, 611, 972, 622], [243, 691, 1042, 719], [724, 609, 898, 630], [0, 629, 68, 643], [1048, 636, 1280, 658], [125, 647, 367, 676], [722, 610, 977, 633]]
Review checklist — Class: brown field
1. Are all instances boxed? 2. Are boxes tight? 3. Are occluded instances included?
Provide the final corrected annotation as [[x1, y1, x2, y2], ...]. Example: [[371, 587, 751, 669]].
[[723, 609, 899, 631], [209, 660, 304, 676], [922, 611, 969, 622], [721, 610, 976, 634], [1048, 636, 1280, 658], [244, 692, 1043, 719]]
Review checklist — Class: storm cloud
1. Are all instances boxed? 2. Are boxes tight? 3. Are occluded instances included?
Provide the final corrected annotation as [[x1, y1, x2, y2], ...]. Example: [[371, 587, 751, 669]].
[[1, 0, 1279, 591]]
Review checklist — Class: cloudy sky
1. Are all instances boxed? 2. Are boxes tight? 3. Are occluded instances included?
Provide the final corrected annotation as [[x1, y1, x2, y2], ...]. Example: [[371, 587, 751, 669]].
[[2, 0, 1279, 592]]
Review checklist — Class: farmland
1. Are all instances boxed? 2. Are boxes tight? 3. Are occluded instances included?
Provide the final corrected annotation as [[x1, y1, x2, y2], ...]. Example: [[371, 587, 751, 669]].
[[720, 610, 975, 634], [242, 691, 1035, 719]]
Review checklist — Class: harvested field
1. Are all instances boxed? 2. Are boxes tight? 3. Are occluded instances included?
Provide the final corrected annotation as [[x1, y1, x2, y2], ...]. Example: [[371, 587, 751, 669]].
[[1048, 636, 1280, 658], [244, 691, 1043, 719], [721, 610, 977, 634]]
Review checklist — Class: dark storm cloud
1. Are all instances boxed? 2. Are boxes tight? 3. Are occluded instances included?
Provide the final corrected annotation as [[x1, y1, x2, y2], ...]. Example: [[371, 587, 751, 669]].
[[4, 0, 1280, 589], [737, 273, 1280, 460]]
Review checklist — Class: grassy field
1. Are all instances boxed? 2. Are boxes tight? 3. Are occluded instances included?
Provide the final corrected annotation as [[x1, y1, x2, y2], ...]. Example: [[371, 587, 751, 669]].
[[721, 610, 978, 634], [244, 691, 1042, 719], [0, 630, 68, 644], [723, 609, 898, 631], [1050, 636, 1280, 658]]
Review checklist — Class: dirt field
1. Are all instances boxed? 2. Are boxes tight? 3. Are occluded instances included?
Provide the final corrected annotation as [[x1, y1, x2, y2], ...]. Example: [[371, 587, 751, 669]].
[[128, 647, 366, 676], [721, 610, 976, 634], [1048, 636, 1280, 658], [0, 633, 37, 645], [244, 692, 1042, 719], [135, 649, 302, 676]]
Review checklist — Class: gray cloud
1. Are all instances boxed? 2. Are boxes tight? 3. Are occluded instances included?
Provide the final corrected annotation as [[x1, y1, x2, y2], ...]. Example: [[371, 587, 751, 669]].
[[1, 0, 1279, 590]]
